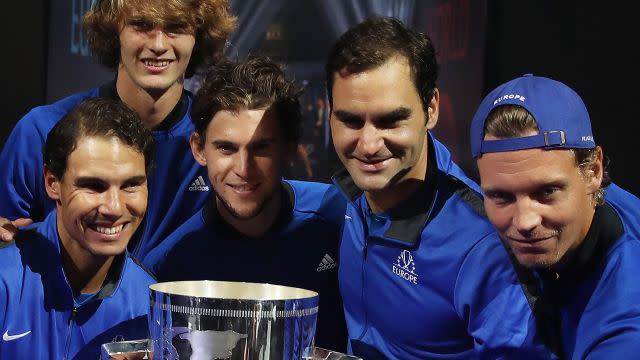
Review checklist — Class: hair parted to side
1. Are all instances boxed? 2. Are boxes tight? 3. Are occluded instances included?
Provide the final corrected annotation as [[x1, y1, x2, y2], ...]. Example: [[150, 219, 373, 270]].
[[44, 97, 155, 179], [325, 16, 439, 113], [83, 0, 237, 78], [191, 56, 304, 147], [483, 105, 610, 205]]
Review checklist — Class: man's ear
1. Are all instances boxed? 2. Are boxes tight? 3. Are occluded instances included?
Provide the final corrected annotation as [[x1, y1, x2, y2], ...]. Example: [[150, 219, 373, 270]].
[[584, 146, 604, 194], [425, 88, 440, 130], [44, 166, 61, 201], [189, 132, 207, 166]]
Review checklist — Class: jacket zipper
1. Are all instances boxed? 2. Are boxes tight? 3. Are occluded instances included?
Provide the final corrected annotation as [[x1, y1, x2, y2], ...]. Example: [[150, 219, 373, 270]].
[[63, 307, 77, 360]]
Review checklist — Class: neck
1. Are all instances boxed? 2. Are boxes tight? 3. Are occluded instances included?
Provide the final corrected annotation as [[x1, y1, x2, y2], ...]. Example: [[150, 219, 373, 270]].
[[551, 206, 597, 273], [366, 140, 429, 214], [115, 66, 184, 129], [217, 188, 283, 238], [59, 240, 114, 295]]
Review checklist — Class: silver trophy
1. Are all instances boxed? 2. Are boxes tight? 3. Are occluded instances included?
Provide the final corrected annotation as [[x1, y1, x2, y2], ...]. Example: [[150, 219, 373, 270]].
[[148, 281, 319, 359]]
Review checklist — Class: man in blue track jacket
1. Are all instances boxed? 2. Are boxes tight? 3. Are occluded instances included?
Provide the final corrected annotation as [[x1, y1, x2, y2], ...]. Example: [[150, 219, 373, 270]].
[[0, 98, 156, 359], [0, 0, 236, 261], [142, 57, 348, 353], [326, 17, 554, 359], [471, 74, 640, 359]]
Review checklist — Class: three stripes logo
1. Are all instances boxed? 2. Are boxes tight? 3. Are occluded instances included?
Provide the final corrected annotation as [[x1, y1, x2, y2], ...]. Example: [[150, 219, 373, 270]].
[[317, 254, 338, 272], [188, 176, 210, 192]]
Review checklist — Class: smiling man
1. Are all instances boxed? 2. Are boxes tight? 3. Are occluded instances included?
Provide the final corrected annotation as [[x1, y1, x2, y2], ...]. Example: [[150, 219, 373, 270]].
[[327, 17, 554, 359], [142, 57, 348, 353], [471, 74, 640, 358], [0, 98, 156, 359], [0, 0, 236, 261]]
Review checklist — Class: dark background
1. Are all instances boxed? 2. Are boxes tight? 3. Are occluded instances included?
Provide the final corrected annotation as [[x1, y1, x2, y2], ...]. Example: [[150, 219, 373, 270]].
[[3, 0, 638, 195]]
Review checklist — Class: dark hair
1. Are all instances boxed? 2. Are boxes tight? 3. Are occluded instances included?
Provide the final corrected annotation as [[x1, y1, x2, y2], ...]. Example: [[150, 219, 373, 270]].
[[484, 105, 611, 204], [325, 16, 439, 113], [191, 56, 304, 146], [83, 0, 237, 78], [44, 98, 155, 179]]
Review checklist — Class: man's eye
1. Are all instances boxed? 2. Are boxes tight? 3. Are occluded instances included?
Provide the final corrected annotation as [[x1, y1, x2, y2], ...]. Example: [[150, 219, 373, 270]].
[[252, 142, 271, 152], [129, 19, 153, 31], [217, 145, 235, 153], [485, 191, 513, 205], [340, 117, 364, 129], [164, 22, 191, 35], [79, 182, 107, 192], [539, 187, 560, 199]]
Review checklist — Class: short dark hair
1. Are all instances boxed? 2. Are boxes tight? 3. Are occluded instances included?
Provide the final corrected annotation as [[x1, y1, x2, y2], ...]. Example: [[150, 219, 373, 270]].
[[325, 16, 439, 112], [484, 104, 611, 204], [191, 56, 303, 146], [83, 0, 236, 78], [44, 98, 155, 179]]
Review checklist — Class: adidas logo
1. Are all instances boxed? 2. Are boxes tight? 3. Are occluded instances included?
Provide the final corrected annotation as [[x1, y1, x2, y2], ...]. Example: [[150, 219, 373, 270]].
[[188, 176, 210, 192], [316, 254, 338, 272]]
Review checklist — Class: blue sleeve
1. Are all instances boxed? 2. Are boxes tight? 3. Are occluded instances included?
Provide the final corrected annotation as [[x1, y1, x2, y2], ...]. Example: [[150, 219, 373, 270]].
[[0, 111, 51, 221], [454, 232, 555, 359]]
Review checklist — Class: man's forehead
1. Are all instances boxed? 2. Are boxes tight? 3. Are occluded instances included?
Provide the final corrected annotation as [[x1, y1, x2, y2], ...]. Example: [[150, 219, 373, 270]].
[[121, 1, 193, 22], [478, 148, 577, 186]]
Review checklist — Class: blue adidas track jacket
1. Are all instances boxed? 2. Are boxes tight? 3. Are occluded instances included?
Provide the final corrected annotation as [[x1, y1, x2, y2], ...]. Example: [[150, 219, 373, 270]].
[[333, 133, 554, 359], [0, 83, 210, 262], [143, 180, 348, 353], [0, 211, 155, 359]]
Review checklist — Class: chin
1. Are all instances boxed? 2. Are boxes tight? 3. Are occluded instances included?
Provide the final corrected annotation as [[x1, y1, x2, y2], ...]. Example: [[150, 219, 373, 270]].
[[514, 253, 557, 269], [88, 244, 128, 258]]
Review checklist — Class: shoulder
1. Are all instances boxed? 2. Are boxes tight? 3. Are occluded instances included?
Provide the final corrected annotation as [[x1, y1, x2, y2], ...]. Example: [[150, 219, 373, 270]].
[[124, 255, 157, 287], [141, 208, 206, 270], [286, 180, 346, 225], [287, 180, 345, 212], [9, 89, 96, 144], [19, 89, 96, 128], [605, 184, 640, 238]]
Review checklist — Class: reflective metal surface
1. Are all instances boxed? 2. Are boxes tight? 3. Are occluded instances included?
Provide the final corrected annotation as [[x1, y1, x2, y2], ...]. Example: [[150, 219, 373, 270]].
[[100, 339, 152, 359], [307, 347, 363, 360], [149, 281, 319, 359]]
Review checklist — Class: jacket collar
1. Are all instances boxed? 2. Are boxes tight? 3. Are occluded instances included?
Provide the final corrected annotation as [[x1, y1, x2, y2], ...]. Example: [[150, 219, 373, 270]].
[[36, 211, 129, 304], [332, 133, 450, 248], [541, 200, 623, 286]]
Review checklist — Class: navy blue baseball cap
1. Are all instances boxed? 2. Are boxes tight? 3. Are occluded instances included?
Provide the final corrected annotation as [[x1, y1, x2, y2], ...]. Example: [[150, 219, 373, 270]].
[[470, 74, 595, 158]]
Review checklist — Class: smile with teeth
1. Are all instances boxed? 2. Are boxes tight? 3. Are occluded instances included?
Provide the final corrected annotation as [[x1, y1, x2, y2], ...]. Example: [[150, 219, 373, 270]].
[[93, 224, 124, 235], [230, 184, 258, 193], [143, 59, 171, 67]]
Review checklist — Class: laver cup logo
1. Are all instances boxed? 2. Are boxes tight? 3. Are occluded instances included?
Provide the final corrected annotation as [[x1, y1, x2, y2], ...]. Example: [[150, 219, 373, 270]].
[[393, 250, 418, 284]]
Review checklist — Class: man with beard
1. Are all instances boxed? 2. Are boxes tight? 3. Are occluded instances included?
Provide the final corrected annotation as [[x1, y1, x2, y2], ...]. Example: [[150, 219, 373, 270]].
[[0, 0, 236, 262], [471, 74, 640, 358], [143, 57, 347, 353]]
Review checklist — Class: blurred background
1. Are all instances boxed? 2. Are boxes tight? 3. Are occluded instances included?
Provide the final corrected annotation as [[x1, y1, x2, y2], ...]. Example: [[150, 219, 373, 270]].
[[3, 0, 638, 195]]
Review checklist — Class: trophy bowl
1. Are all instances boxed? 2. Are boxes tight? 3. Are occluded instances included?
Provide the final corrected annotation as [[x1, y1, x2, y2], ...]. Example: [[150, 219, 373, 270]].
[[148, 280, 319, 360]]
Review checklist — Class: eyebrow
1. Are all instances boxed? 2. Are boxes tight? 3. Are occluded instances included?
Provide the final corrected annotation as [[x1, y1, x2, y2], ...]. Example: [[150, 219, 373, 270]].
[[333, 107, 412, 122], [377, 107, 412, 123], [211, 137, 277, 147], [74, 175, 147, 185]]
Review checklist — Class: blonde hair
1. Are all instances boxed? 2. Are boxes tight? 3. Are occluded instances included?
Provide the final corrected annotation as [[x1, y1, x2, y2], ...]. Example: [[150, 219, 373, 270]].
[[84, 0, 236, 77], [484, 105, 609, 205]]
